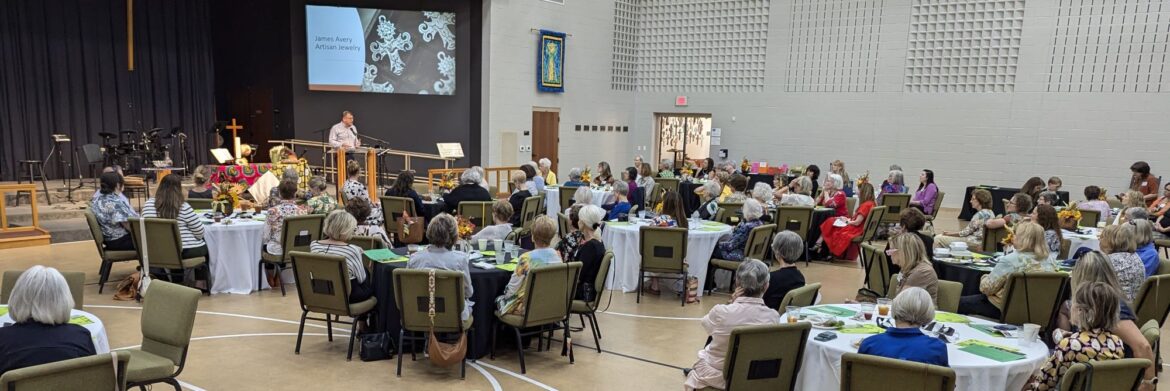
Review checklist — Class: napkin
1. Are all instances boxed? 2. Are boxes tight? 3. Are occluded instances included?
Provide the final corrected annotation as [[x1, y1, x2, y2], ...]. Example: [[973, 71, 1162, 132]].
[[838, 324, 884, 334], [934, 312, 970, 323], [364, 249, 407, 263], [496, 263, 518, 272], [68, 315, 94, 326], [607, 221, 633, 227], [807, 306, 857, 317], [957, 339, 1026, 362]]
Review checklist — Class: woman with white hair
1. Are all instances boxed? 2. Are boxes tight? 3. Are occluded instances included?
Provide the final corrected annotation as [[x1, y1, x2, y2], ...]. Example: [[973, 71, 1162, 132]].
[[564, 167, 587, 187], [523, 161, 545, 195], [695, 180, 722, 220], [441, 168, 493, 214], [878, 169, 906, 203], [472, 166, 490, 191], [751, 182, 774, 207], [408, 213, 474, 321], [712, 199, 765, 262], [310, 210, 372, 303], [684, 259, 781, 390], [858, 287, 948, 366], [538, 158, 557, 184], [556, 187, 596, 260], [508, 171, 532, 226], [774, 175, 816, 207], [763, 231, 807, 309], [815, 173, 848, 217], [0, 266, 96, 376], [657, 159, 675, 178], [570, 205, 608, 300]]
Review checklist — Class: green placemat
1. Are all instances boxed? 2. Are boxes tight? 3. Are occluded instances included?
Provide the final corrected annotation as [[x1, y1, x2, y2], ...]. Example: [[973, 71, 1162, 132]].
[[934, 312, 970, 323], [68, 315, 93, 326], [607, 221, 633, 227], [364, 248, 407, 263], [957, 339, 1026, 362], [970, 324, 1004, 337], [496, 263, 518, 272], [807, 306, 857, 317], [971, 253, 992, 259], [696, 225, 729, 232], [838, 324, 884, 334], [480, 251, 496, 257], [0, 306, 7, 317]]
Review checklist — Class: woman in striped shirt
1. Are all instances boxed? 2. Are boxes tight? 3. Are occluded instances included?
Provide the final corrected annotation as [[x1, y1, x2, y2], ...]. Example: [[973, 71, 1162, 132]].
[[141, 174, 207, 260], [310, 210, 372, 303]]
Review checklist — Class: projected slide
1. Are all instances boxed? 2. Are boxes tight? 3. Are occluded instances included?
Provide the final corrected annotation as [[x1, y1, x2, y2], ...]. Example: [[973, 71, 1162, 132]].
[[306, 5, 456, 95]]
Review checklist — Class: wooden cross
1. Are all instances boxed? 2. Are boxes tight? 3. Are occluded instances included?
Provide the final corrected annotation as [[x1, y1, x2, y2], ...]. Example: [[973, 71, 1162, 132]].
[[227, 118, 244, 159], [127, 0, 134, 71]]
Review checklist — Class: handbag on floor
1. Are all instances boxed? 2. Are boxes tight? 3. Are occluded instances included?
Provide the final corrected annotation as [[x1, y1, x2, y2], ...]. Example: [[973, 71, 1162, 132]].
[[426, 269, 467, 367], [112, 271, 141, 301], [359, 331, 393, 362]]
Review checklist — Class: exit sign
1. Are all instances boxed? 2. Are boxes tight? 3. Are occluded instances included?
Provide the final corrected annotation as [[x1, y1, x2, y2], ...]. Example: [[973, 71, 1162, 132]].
[[675, 96, 688, 106]]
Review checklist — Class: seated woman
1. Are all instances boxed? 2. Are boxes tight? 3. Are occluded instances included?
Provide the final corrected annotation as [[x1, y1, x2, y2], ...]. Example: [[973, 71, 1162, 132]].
[[877, 169, 906, 203], [1116, 190, 1147, 224], [556, 187, 596, 258], [1021, 176, 1046, 205], [507, 171, 532, 227], [712, 199, 765, 262], [563, 167, 587, 187], [407, 214, 474, 321], [471, 200, 514, 242], [805, 164, 822, 198], [267, 167, 307, 207], [384, 170, 426, 221], [934, 188, 993, 251], [442, 169, 494, 214], [908, 169, 938, 215], [858, 287, 947, 366], [657, 159, 675, 178], [91, 172, 137, 251], [886, 234, 939, 302], [187, 165, 213, 199], [750, 182, 774, 208], [636, 163, 656, 189], [496, 216, 563, 315], [340, 161, 382, 226], [1025, 282, 1125, 390], [603, 183, 632, 221], [306, 176, 338, 215], [958, 222, 1057, 319], [722, 174, 750, 204], [310, 211, 372, 303], [1035, 191, 1060, 207], [814, 182, 876, 260], [830, 160, 854, 197], [900, 208, 934, 254], [264, 179, 310, 256], [1031, 204, 1063, 255], [522, 162, 544, 196], [620, 166, 639, 199], [694, 181, 722, 221], [593, 161, 615, 186], [1148, 182, 1170, 219], [684, 259, 781, 391], [1078, 185, 1113, 224], [1131, 219, 1160, 276], [986, 193, 1032, 229], [142, 174, 208, 260], [815, 174, 848, 217], [762, 231, 807, 309], [538, 158, 557, 185], [0, 266, 97, 377], [644, 191, 690, 295], [570, 205, 607, 301], [774, 175, 816, 207], [345, 197, 391, 249], [697, 157, 716, 179], [1098, 223, 1147, 302]]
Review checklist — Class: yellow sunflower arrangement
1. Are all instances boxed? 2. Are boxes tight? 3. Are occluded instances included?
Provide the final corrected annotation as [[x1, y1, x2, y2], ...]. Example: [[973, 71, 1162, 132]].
[[1098, 188, 1108, 200], [1057, 203, 1082, 230], [856, 171, 871, 188], [457, 215, 476, 239], [438, 171, 458, 194], [580, 168, 592, 184], [211, 182, 247, 215], [680, 163, 694, 178]]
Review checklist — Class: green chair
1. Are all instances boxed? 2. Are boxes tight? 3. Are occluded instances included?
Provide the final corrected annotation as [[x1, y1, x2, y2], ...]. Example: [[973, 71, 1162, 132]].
[[127, 217, 209, 294], [557, 212, 571, 240], [845, 197, 858, 216], [1, 270, 85, 310], [348, 235, 384, 271], [847, 206, 887, 259], [776, 283, 820, 311], [1078, 209, 1100, 228], [1155, 238, 1170, 258], [1141, 320, 1160, 373], [924, 191, 946, 223], [773, 206, 814, 263], [186, 198, 212, 210], [458, 201, 493, 234], [937, 280, 963, 313], [716, 202, 745, 225], [491, 262, 582, 374], [84, 210, 138, 294], [1133, 274, 1170, 327], [1057, 358, 1150, 391], [879, 194, 911, 225], [379, 195, 418, 241], [709, 224, 777, 290], [637, 226, 688, 306], [859, 243, 892, 299], [1000, 272, 1068, 327], [558, 186, 580, 213], [570, 252, 614, 353], [720, 323, 811, 391], [982, 226, 1010, 253], [654, 177, 680, 195], [1059, 238, 1072, 260], [257, 214, 325, 296], [0, 350, 130, 391], [124, 281, 202, 390], [1158, 256, 1170, 275], [289, 251, 377, 361], [392, 268, 472, 378], [840, 352, 956, 391], [517, 195, 543, 231]]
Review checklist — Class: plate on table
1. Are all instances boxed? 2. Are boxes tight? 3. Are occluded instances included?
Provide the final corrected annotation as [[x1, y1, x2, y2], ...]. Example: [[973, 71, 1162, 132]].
[[468, 252, 484, 261]]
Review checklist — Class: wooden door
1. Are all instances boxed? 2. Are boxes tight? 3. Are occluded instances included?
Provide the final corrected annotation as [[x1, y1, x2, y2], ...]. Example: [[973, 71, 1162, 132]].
[[531, 110, 559, 172]]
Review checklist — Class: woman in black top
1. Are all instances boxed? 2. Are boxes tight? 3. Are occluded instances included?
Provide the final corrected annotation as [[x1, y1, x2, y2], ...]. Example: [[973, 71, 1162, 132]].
[[187, 166, 213, 199], [507, 171, 531, 227], [0, 266, 96, 377], [762, 231, 807, 309], [805, 164, 821, 198], [385, 170, 427, 219], [572, 205, 608, 301], [442, 169, 493, 214]]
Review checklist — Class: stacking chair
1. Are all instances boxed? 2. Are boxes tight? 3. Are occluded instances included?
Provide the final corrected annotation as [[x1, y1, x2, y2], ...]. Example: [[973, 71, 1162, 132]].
[[348, 235, 385, 270], [654, 177, 680, 195], [773, 206, 814, 263], [557, 212, 571, 240], [0, 350, 130, 391], [982, 226, 1010, 253], [258, 214, 325, 296], [936, 280, 963, 313], [720, 323, 811, 391], [845, 197, 857, 216], [1141, 320, 1160, 372], [1159, 257, 1170, 275], [1059, 238, 1072, 260], [1, 270, 85, 310], [1057, 358, 1149, 391], [289, 251, 377, 361], [775, 283, 821, 311], [858, 244, 892, 298], [1078, 209, 1100, 228], [491, 262, 582, 374], [716, 202, 745, 225], [879, 194, 911, 226], [840, 352, 956, 391], [124, 281, 201, 390], [186, 198, 212, 210], [393, 268, 471, 378], [558, 186, 580, 212], [519, 196, 543, 231], [85, 210, 138, 294], [846, 206, 887, 259], [380, 195, 418, 241], [637, 226, 688, 306], [127, 217, 210, 294], [570, 252, 613, 353], [1133, 274, 1170, 327], [457, 201, 494, 234], [924, 191, 946, 223], [999, 272, 1068, 327], [708, 224, 777, 291]]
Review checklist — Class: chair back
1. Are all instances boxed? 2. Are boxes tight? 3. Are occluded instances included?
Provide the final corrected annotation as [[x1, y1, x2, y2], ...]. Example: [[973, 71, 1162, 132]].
[[392, 268, 466, 334], [84, 210, 109, 260], [936, 280, 963, 313], [840, 352, 956, 391], [347, 235, 384, 251], [127, 218, 185, 269], [929, 191, 946, 220], [1059, 238, 1072, 260], [857, 206, 888, 243], [1158, 256, 1170, 275], [717, 202, 745, 225], [879, 194, 911, 224], [139, 281, 201, 367], [845, 197, 857, 216], [859, 244, 892, 298], [745, 224, 777, 261], [557, 212, 571, 240], [1, 270, 85, 310], [723, 323, 811, 391], [379, 196, 417, 237], [1057, 358, 1150, 391], [1078, 209, 1100, 227], [585, 252, 614, 309], [638, 226, 688, 274], [1134, 274, 1170, 327], [186, 198, 212, 210], [777, 283, 820, 311], [289, 251, 353, 317], [458, 201, 493, 233], [279, 215, 325, 262], [558, 186, 580, 212], [774, 207, 814, 241], [982, 226, 1009, 253], [1000, 272, 1068, 327], [518, 263, 581, 327], [520, 196, 543, 231], [654, 177, 680, 195], [0, 350, 130, 391]]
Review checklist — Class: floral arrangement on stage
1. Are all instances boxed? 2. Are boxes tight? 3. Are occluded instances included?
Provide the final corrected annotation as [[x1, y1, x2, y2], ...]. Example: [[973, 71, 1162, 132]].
[[580, 168, 592, 184], [211, 182, 247, 215], [740, 157, 751, 174], [437, 171, 458, 194], [457, 215, 476, 240], [1058, 203, 1083, 230]]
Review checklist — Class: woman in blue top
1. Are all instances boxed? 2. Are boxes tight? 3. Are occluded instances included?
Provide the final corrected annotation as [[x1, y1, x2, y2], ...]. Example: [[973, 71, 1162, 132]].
[[1131, 219, 1160, 276], [712, 199, 765, 262], [858, 287, 948, 367]]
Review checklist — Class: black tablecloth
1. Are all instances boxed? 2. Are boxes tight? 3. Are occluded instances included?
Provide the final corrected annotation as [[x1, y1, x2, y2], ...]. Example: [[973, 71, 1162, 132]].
[[958, 186, 1070, 220], [371, 249, 513, 359], [806, 208, 837, 246], [746, 174, 775, 190], [931, 259, 989, 296]]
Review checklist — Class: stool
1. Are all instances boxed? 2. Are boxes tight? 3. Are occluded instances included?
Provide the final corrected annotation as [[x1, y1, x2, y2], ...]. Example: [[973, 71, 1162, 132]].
[[16, 160, 51, 207]]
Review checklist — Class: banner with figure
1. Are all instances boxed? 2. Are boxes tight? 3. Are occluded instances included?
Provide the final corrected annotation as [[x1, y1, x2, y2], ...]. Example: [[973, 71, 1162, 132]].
[[537, 30, 566, 93]]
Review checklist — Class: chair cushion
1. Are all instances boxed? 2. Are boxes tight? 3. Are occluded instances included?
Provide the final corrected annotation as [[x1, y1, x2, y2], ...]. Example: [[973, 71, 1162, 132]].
[[710, 259, 741, 271], [181, 257, 206, 268], [570, 300, 592, 314], [495, 311, 525, 327], [349, 297, 377, 316], [125, 349, 176, 382], [105, 250, 138, 262], [260, 251, 284, 264]]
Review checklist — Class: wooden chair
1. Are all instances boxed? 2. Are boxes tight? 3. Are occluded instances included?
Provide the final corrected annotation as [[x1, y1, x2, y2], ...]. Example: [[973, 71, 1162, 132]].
[[84, 210, 138, 294], [570, 252, 613, 353], [1, 270, 85, 310], [257, 214, 325, 296], [638, 226, 688, 306], [124, 281, 202, 390], [1000, 272, 1068, 328], [775, 283, 821, 311], [457, 201, 493, 234], [379, 195, 417, 241], [127, 217, 210, 294], [879, 194, 911, 225], [1056, 358, 1149, 391], [0, 351, 130, 391], [289, 251, 378, 361], [491, 263, 582, 374], [392, 268, 472, 378], [982, 226, 1010, 253], [840, 352, 956, 391], [774, 206, 814, 263], [1078, 209, 1100, 228], [859, 243, 892, 299], [721, 323, 811, 391]]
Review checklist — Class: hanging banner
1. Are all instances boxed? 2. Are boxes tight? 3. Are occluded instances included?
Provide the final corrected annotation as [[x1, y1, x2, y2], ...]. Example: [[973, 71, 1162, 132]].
[[537, 30, 566, 93]]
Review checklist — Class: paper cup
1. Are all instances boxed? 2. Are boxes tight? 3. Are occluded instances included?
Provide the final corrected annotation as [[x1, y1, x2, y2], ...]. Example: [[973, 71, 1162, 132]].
[[492, 239, 504, 252], [478, 239, 488, 250], [1020, 323, 1041, 345]]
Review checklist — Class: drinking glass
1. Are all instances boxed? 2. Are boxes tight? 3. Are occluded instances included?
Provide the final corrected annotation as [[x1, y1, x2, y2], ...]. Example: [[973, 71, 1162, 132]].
[[876, 298, 891, 317], [492, 239, 504, 252], [478, 239, 488, 251], [786, 306, 801, 323], [861, 303, 875, 321]]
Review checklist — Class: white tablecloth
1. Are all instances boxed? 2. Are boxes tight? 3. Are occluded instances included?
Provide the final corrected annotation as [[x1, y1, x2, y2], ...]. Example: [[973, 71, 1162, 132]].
[[1063, 228, 1100, 253], [544, 186, 614, 217], [0, 305, 110, 353], [793, 304, 1048, 391], [600, 220, 732, 297], [204, 219, 268, 294]]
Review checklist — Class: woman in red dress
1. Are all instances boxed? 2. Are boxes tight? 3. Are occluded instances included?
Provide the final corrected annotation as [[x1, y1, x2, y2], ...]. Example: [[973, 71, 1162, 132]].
[[816, 174, 849, 217], [816, 182, 876, 260]]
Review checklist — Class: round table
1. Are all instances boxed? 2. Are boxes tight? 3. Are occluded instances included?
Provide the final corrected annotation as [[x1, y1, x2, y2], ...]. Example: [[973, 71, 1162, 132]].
[[792, 304, 1049, 391], [0, 305, 110, 353], [932, 258, 997, 296], [202, 216, 268, 294], [543, 186, 613, 217], [1063, 228, 1100, 253], [600, 219, 733, 297]]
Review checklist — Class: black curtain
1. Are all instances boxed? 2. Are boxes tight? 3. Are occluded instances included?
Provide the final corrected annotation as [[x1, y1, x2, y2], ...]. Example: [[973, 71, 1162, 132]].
[[0, 0, 216, 180]]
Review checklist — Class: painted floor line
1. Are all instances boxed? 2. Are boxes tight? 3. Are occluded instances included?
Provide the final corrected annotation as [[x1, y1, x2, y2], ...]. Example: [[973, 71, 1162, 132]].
[[85, 304, 353, 333], [475, 360, 559, 391], [596, 310, 702, 321], [466, 362, 504, 391]]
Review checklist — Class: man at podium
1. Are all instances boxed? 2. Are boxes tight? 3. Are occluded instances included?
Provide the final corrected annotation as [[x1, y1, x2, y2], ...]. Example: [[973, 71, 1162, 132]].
[[329, 111, 361, 149]]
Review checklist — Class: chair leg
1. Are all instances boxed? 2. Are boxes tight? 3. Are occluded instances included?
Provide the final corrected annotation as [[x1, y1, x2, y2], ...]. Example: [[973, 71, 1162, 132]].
[[562, 320, 575, 364], [588, 313, 601, 353], [346, 317, 358, 361], [396, 329, 405, 377], [461, 328, 471, 380], [514, 327, 527, 374], [166, 378, 181, 391], [295, 310, 308, 354], [636, 270, 643, 303], [278, 266, 287, 296], [257, 262, 264, 292], [326, 316, 333, 342], [490, 323, 498, 359], [37, 163, 50, 206], [593, 312, 602, 340], [98, 260, 111, 294]]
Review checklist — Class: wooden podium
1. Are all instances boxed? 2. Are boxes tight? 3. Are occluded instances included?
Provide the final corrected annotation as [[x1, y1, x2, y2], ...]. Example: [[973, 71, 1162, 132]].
[[335, 147, 378, 204]]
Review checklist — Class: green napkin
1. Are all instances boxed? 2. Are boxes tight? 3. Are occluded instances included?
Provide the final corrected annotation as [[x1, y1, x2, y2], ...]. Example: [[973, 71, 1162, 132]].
[[957, 339, 1026, 362], [68, 315, 94, 326], [970, 324, 1005, 337], [480, 251, 496, 257], [807, 306, 857, 317], [364, 248, 407, 263], [697, 225, 728, 232], [934, 312, 970, 323], [607, 221, 633, 227], [496, 263, 518, 272], [838, 324, 884, 334], [971, 253, 992, 259]]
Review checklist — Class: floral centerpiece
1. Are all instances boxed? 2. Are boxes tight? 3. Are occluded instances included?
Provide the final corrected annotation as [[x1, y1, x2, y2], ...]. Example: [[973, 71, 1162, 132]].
[[454, 215, 476, 251], [1058, 203, 1083, 230], [680, 161, 695, 178], [580, 168, 592, 184], [211, 182, 247, 215], [437, 171, 459, 195], [1001, 224, 1015, 247]]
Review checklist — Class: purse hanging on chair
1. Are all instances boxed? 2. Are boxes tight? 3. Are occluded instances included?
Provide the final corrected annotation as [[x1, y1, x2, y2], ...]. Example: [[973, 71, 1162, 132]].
[[427, 269, 467, 367]]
